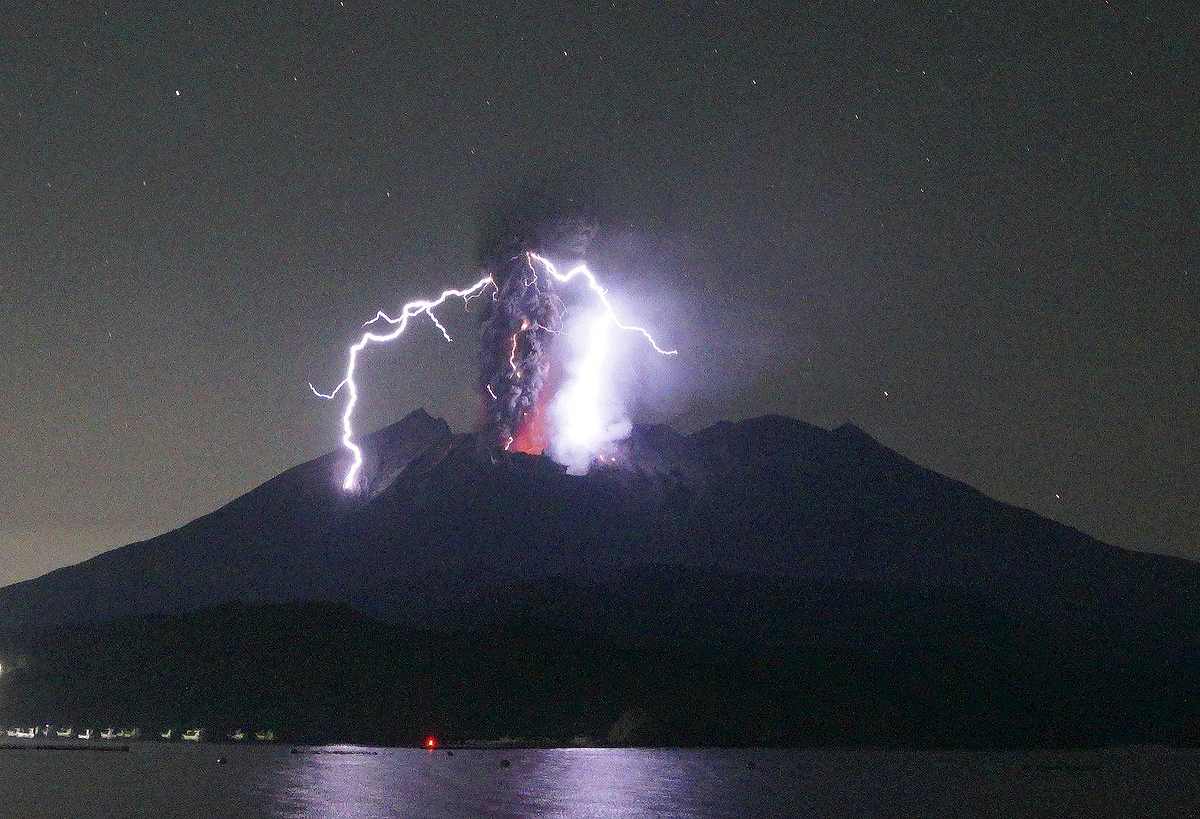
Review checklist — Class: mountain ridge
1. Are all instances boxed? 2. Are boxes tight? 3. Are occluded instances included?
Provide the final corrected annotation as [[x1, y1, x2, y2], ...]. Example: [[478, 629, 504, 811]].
[[1, 410, 1197, 638], [4, 411, 1200, 746]]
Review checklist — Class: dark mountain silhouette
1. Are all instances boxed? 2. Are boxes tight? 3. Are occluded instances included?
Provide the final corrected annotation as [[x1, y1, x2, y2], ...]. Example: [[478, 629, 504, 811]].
[[2, 411, 1199, 746]]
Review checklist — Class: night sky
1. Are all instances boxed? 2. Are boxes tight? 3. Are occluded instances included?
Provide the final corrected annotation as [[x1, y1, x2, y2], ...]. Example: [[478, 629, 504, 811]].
[[3, 2, 1196, 586]]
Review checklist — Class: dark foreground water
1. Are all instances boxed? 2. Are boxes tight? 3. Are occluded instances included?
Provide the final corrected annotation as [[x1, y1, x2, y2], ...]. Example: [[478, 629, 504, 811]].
[[0, 744, 1197, 817]]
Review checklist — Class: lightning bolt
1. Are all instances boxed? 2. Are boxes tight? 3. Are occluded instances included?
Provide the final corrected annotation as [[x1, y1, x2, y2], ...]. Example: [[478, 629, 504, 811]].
[[525, 253, 679, 356], [311, 255, 676, 491], [309, 276, 494, 489], [508, 318, 531, 380]]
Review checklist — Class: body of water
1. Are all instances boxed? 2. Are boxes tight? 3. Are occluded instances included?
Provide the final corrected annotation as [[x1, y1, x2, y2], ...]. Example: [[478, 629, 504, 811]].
[[0, 744, 1195, 817]]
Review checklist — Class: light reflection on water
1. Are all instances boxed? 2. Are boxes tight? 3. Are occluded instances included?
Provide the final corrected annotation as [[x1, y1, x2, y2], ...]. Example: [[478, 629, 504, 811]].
[[278, 746, 747, 818], [0, 744, 1198, 818]]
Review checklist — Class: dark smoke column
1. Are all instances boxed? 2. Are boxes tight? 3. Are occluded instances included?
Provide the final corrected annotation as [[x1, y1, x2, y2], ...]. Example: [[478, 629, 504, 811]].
[[478, 250, 562, 451], [476, 201, 596, 453]]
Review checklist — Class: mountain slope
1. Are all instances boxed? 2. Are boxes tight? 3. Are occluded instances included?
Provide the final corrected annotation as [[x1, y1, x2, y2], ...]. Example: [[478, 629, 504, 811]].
[[2, 410, 1198, 643], [4, 411, 1200, 746]]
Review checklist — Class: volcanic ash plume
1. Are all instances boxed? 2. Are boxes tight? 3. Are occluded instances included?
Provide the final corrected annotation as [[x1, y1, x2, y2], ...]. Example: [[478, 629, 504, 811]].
[[474, 203, 598, 455], [310, 200, 676, 489], [478, 251, 563, 453], [474, 242, 677, 468]]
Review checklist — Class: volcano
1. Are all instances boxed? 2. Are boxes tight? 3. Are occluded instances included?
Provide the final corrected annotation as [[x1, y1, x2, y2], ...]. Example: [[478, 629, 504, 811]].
[[2, 411, 1199, 746], [3, 409, 1197, 632]]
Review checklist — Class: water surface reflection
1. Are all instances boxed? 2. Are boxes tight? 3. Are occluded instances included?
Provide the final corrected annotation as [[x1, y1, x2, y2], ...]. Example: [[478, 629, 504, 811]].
[[277, 747, 771, 818], [0, 744, 1197, 817]]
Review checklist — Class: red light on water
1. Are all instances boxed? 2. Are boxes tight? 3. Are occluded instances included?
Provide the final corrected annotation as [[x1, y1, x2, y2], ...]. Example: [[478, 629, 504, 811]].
[[425, 736, 437, 750]]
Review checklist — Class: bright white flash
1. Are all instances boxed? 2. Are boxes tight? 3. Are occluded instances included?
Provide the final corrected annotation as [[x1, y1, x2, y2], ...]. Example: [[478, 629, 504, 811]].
[[311, 254, 675, 491], [549, 313, 631, 474]]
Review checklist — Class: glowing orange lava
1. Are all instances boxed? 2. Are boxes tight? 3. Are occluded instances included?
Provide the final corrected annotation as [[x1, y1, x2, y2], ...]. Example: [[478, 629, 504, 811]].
[[506, 332, 560, 456], [510, 390, 550, 454]]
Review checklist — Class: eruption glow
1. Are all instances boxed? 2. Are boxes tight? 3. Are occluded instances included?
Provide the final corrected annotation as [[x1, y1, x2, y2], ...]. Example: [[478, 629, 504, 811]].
[[549, 312, 629, 473], [310, 253, 676, 491]]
